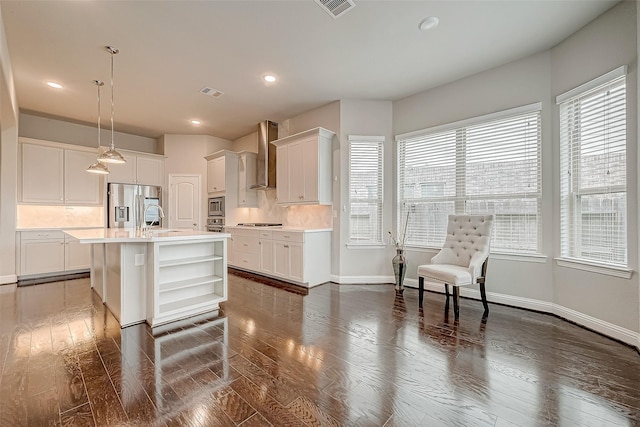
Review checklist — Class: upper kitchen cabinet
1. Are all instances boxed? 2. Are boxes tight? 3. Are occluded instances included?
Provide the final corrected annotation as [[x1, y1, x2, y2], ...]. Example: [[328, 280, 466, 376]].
[[20, 139, 101, 205], [107, 151, 165, 186], [238, 151, 258, 207], [272, 127, 334, 205], [204, 150, 238, 195]]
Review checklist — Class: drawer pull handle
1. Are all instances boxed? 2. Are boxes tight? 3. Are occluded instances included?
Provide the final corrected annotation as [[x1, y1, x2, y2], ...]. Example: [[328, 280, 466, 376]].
[[284, 244, 289, 248]]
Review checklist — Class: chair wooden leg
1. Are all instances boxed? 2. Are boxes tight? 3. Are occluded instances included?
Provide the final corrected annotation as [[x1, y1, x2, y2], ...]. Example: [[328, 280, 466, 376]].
[[418, 277, 424, 308], [480, 282, 489, 317], [453, 286, 460, 319]]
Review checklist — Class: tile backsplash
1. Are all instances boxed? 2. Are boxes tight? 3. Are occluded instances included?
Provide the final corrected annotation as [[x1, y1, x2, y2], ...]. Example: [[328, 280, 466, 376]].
[[17, 205, 104, 229], [232, 190, 332, 229]]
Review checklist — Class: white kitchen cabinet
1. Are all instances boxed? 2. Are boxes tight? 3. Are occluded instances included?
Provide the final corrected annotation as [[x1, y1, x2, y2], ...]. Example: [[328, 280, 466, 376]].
[[205, 151, 240, 197], [19, 230, 65, 275], [207, 156, 226, 193], [272, 230, 304, 282], [229, 229, 260, 271], [273, 240, 303, 281], [258, 230, 274, 274], [107, 152, 164, 186], [272, 127, 334, 205], [238, 151, 258, 207], [64, 236, 91, 271], [226, 226, 331, 287], [20, 142, 101, 205], [19, 230, 92, 277], [64, 150, 102, 204], [21, 143, 64, 203]]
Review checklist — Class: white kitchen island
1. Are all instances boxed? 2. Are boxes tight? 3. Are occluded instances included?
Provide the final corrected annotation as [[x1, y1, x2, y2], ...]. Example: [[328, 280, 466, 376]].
[[64, 228, 229, 327]]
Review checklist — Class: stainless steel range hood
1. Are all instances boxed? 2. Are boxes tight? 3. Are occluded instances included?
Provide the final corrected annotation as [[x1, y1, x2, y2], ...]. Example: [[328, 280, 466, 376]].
[[251, 120, 279, 189]]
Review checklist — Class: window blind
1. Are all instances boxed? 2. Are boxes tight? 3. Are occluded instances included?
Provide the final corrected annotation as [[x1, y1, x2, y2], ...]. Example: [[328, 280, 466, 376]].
[[397, 106, 542, 253], [348, 136, 384, 244], [559, 73, 627, 266]]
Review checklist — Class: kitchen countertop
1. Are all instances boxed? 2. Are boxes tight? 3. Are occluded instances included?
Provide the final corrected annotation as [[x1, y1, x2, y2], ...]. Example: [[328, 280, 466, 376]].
[[64, 228, 230, 243], [225, 225, 332, 233]]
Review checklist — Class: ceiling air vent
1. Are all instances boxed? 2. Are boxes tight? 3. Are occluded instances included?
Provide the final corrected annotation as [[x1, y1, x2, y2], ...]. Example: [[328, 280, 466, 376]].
[[199, 87, 224, 98], [314, 0, 355, 19]]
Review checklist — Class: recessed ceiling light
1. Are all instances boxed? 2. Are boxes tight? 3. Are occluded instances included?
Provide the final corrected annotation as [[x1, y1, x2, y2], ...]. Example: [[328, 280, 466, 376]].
[[47, 81, 63, 89], [263, 75, 277, 83], [418, 16, 439, 31], [190, 120, 201, 125]]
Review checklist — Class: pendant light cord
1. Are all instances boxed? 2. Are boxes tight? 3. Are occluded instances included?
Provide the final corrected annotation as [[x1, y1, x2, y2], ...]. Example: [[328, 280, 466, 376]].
[[95, 80, 102, 150], [110, 48, 115, 151]]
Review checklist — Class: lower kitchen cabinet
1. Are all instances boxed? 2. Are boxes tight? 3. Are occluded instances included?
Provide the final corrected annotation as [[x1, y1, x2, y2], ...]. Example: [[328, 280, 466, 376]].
[[18, 230, 91, 277], [272, 231, 304, 282], [65, 236, 92, 271], [227, 226, 331, 287]]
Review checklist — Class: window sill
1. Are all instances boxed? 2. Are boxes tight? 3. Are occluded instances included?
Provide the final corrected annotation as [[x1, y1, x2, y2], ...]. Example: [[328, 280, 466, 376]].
[[555, 257, 633, 279], [491, 252, 547, 263], [403, 246, 547, 263], [345, 243, 386, 249]]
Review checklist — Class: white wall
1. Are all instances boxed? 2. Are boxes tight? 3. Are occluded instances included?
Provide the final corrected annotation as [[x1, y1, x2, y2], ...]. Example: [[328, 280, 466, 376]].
[[336, 99, 394, 282], [394, 50, 555, 303], [233, 131, 258, 153], [550, 1, 638, 333], [0, 5, 18, 284], [162, 134, 232, 230], [392, 1, 639, 344], [19, 113, 160, 154]]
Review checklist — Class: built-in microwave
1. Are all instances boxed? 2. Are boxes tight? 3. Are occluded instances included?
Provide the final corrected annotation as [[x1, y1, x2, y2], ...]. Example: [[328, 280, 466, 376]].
[[208, 196, 225, 217]]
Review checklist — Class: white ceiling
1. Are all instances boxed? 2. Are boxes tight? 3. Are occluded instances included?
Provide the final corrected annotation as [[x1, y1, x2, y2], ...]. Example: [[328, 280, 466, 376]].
[[1, 0, 619, 141]]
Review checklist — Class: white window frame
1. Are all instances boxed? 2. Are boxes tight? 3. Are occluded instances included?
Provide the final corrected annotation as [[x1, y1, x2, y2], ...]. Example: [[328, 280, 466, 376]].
[[557, 66, 629, 271], [396, 103, 542, 255], [347, 135, 384, 246]]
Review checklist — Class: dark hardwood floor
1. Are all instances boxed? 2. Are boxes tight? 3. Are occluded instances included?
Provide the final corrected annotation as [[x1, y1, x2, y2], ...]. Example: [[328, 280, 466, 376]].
[[1, 273, 639, 426]]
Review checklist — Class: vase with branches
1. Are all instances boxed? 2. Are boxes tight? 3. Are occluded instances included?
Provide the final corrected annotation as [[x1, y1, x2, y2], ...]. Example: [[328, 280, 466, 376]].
[[389, 210, 410, 292]]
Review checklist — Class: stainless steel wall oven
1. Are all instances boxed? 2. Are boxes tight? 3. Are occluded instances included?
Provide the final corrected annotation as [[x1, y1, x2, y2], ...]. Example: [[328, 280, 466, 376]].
[[206, 197, 225, 232]]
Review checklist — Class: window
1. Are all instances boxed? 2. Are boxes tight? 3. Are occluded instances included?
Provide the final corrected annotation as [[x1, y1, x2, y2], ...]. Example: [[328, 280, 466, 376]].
[[558, 67, 627, 266], [397, 104, 542, 254], [348, 135, 384, 244]]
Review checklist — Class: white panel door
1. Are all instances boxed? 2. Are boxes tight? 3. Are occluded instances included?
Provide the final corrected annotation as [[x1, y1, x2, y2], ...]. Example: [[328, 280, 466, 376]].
[[169, 174, 200, 230]]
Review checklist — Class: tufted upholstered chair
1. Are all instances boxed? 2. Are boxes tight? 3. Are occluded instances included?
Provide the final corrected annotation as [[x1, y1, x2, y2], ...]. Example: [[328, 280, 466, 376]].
[[417, 214, 494, 319]]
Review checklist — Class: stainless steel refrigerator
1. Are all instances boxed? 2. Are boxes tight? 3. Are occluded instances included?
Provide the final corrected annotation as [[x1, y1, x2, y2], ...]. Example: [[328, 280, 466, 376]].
[[107, 183, 163, 229]]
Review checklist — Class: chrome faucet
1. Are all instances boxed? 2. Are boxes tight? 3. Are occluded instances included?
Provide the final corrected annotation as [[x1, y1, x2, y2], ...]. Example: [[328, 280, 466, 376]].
[[143, 204, 165, 234]]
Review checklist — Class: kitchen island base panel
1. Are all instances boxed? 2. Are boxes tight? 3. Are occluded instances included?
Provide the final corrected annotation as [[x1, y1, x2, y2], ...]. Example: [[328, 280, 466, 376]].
[[105, 242, 147, 327], [68, 229, 229, 329]]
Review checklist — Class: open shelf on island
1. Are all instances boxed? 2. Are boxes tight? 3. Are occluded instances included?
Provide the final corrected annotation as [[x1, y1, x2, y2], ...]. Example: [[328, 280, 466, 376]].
[[159, 275, 222, 293], [159, 255, 222, 268], [159, 293, 224, 314]]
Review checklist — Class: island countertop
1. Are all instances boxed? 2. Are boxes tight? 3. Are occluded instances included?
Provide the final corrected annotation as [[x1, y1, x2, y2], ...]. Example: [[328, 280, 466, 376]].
[[64, 228, 230, 243]]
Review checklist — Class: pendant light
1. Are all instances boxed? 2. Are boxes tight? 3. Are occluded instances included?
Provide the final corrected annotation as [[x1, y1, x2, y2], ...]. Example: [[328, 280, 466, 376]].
[[97, 46, 126, 164], [86, 80, 109, 174]]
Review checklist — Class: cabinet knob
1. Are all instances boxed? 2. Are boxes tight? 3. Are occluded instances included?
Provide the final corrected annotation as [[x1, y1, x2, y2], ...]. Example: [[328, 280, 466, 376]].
[[284, 244, 289, 248]]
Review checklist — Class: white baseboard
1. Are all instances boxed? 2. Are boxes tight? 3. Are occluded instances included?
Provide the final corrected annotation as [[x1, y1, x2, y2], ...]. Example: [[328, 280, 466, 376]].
[[330, 274, 394, 284], [402, 278, 640, 349], [0, 274, 17, 285]]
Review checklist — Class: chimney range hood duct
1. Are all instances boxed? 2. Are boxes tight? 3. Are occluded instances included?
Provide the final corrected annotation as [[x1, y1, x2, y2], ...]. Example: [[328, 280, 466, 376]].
[[251, 120, 279, 190]]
